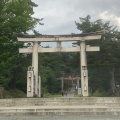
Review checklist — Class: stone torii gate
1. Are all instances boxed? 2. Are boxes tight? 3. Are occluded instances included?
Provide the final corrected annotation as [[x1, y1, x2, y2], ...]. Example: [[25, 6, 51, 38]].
[[58, 73, 80, 92], [17, 33, 101, 97]]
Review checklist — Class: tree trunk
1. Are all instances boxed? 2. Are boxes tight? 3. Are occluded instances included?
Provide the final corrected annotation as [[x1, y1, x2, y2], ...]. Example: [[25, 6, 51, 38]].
[[109, 68, 115, 94], [11, 69, 17, 89]]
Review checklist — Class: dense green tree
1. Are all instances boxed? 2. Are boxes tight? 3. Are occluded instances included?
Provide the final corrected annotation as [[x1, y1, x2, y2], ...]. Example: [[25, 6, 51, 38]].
[[0, 0, 42, 90], [38, 52, 65, 94], [38, 48, 79, 94], [75, 15, 120, 95]]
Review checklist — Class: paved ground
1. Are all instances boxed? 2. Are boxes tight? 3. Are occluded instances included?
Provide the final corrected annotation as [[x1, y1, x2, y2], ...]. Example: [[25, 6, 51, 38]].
[[63, 84, 76, 97], [0, 115, 120, 120]]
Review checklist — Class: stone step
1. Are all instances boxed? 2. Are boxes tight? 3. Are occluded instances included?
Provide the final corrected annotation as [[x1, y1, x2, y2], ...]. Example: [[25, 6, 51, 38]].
[[1, 102, 120, 107], [1, 97, 120, 102], [0, 106, 120, 115], [0, 97, 120, 115], [0, 97, 120, 107]]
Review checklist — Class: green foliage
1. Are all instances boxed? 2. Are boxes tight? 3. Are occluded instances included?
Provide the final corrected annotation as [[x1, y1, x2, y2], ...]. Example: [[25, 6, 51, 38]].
[[4, 89, 26, 98], [38, 53, 65, 94], [0, 0, 43, 90], [92, 90, 109, 97], [38, 51, 79, 94], [75, 15, 120, 95]]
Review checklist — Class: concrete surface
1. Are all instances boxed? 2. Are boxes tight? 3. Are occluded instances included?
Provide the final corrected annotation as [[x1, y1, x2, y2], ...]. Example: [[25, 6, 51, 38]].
[[0, 115, 120, 120]]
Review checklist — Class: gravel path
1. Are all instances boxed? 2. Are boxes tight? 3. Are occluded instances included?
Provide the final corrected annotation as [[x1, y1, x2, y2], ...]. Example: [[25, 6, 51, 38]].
[[0, 115, 120, 120], [63, 84, 76, 97]]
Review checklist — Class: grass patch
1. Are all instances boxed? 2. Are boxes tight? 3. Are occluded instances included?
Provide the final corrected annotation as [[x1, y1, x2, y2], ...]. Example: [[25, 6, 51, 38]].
[[91, 90, 109, 97], [43, 92, 62, 98], [4, 89, 26, 98]]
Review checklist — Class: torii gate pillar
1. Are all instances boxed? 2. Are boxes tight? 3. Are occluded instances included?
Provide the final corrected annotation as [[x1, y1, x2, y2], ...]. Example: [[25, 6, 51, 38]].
[[80, 41, 88, 96], [32, 42, 39, 96]]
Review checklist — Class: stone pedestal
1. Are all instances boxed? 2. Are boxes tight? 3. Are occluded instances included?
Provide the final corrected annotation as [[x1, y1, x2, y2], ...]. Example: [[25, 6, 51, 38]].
[[27, 66, 34, 97]]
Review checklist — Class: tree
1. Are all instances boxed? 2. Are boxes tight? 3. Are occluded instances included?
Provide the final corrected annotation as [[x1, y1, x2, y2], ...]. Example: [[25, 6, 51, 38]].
[[38, 49, 79, 94], [38, 52, 65, 94], [0, 0, 43, 90], [75, 15, 120, 95]]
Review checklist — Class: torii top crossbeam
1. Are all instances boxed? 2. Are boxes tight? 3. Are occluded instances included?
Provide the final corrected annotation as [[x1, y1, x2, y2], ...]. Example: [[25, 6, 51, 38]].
[[15, 32, 102, 42]]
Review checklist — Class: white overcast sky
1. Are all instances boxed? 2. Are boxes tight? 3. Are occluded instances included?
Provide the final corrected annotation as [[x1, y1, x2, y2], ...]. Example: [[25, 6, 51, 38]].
[[32, 0, 120, 35], [31, 0, 120, 47]]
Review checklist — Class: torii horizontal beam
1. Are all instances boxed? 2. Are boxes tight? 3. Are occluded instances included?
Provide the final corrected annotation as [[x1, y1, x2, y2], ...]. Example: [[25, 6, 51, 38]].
[[17, 35, 101, 42], [19, 46, 100, 53], [58, 77, 80, 80]]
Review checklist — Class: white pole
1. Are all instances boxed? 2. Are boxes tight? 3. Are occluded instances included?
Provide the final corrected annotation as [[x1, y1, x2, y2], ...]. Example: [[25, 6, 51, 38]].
[[38, 75, 41, 97], [32, 42, 38, 97], [80, 41, 88, 96], [77, 78, 80, 89], [61, 77, 64, 91]]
